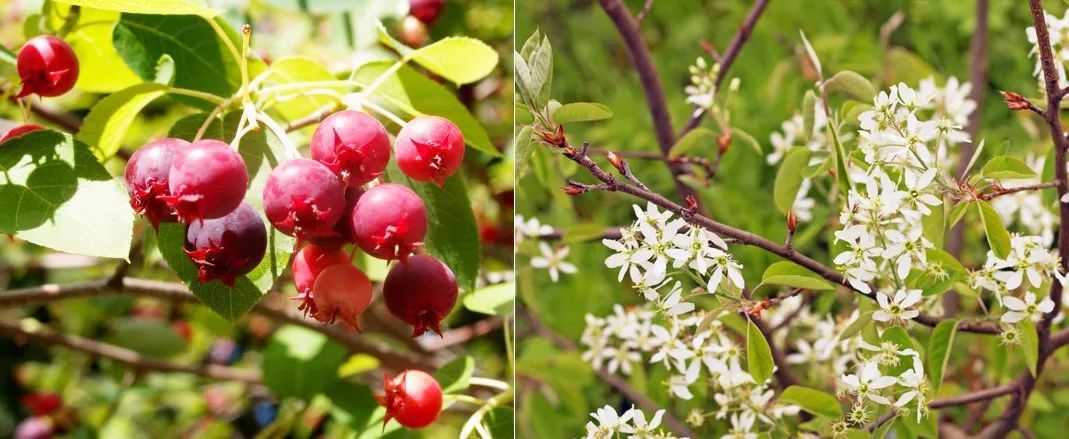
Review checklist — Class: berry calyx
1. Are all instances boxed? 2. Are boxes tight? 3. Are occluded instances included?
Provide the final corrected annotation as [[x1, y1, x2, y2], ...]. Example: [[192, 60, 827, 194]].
[[310, 110, 391, 187], [0, 124, 44, 144], [163, 139, 248, 222], [290, 244, 351, 315], [124, 138, 188, 229], [310, 264, 372, 332], [184, 202, 267, 287], [394, 115, 465, 187], [351, 183, 427, 262], [383, 254, 457, 337], [409, 0, 445, 25], [16, 35, 79, 98], [263, 159, 345, 239], [376, 369, 442, 429]]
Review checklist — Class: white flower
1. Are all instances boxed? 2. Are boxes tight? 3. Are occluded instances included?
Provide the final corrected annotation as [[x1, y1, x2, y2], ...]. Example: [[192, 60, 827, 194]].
[[894, 356, 927, 422], [722, 412, 757, 439], [531, 242, 577, 282], [618, 406, 666, 439], [841, 362, 896, 405], [658, 282, 695, 318], [704, 248, 745, 293], [603, 238, 653, 283], [514, 215, 554, 243], [667, 360, 701, 400], [882, 227, 932, 279], [1001, 291, 1055, 324], [585, 405, 633, 439], [873, 288, 922, 323]]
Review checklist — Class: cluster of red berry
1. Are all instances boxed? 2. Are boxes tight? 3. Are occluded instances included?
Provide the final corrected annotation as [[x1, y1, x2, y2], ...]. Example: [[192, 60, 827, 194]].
[[1, 35, 79, 143]]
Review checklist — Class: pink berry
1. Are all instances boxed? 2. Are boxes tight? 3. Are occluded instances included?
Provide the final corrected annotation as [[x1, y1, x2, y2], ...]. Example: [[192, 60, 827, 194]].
[[125, 138, 187, 229], [383, 254, 457, 337], [310, 110, 391, 187], [394, 115, 465, 187], [184, 202, 267, 287], [263, 159, 345, 239], [311, 263, 372, 332], [377, 369, 442, 429], [409, 0, 445, 25], [290, 244, 351, 315], [16, 35, 79, 98], [163, 139, 248, 222], [351, 183, 427, 262], [0, 124, 44, 144]]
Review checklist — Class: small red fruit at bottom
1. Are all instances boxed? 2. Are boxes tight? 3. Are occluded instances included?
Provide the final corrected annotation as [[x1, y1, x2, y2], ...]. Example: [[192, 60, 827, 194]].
[[383, 254, 457, 337], [351, 184, 427, 262], [394, 115, 465, 187], [376, 369, 442, 429], [16, 35, 79, 98], [163, 139, 248, 222], [263, 159, 345, 239], [184, 202, 267, 286], [291, 244, 351, 315], [0, 124, 44, 144], [20, 392, 61, 416], [310, 264, 372, 332]]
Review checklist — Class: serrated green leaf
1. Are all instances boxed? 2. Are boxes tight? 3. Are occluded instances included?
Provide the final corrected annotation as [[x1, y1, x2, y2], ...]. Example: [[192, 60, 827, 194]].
[[77, 83, 167, 160], [434, 356, 475, 394], [552, 102, 613, 124], [746, 319, 774, 384], [779, 386, 842, 418], [774, 147, 812, 214], [824, 70, 876, 102], [262, 325, 346, 399], [0, 131, 133, 260], [982, 156, 1038, 180], [927, 320, 957, 395], [1021, 319, 1039, 376], [668, 127, 715, 159], [761, 261, 835, 290], [54, 0, 217, 16], [976, 200, 1011, 259], [408, 37, 499, 85], [464, 282, 514, 316]]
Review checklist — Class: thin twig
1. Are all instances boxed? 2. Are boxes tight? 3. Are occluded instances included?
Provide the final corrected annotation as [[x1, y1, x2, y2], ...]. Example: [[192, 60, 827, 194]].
[[977, 180, 1060, 201]]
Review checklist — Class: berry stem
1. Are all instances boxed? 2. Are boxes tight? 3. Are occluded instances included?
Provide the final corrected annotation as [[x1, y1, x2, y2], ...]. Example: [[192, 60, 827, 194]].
[[166, 86, 227, 106], [254, 109, 302, 160], [205, 16, 244, 86], [354, 59, 406, 102]]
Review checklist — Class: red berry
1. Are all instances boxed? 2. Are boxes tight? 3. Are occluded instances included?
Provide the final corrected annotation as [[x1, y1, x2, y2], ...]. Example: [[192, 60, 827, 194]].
[[351, 184, 427, 262], [290, 244, 351, 315], [125, 138, 187, 229], [16, 35, 79, 98], [409, 0, 445, 24], [184, 202, 267, 287], [163, 139, 248, 222], [311, 187, 365, 248], [394, 115, 465, 187], [310, 110, 391, 187], [311, 264, 372, 332], [0, 124, 44, 144], [383, 254, 457, 337], [20, 392, 61, 416], [263, 159, 345, 239], [376, 369, 442, 429]]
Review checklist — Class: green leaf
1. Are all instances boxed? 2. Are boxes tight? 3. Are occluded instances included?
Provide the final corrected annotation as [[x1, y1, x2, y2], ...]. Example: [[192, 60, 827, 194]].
[[881, 326, 921, 376], [48, 7, 141, 93], [464, 282, 514, 316], [260, 57, 341, 122], [326, 382, 402, 437], [375, 21, 414, 58], [927, 320, 957, 395], [801, 90, 817, 140], [408, 37, 499, 85], [824, 70, 876, 102], [515, 125, 536, 179], [976, 200, 1011, 259], [732, 128, 763, 155], [561, 223, 607, 243], [746, 319, 774, 384], [105, 318, 188, 358], [434, 356, 475, 394], [779, 386, 842, 418], [948, 200, 972, 228], [839, 311, 872, 341], [773, 147, 813, 215], [0, 131, 133, 260], [77, 83, 167, 160], [0, 44, 15, 66], [761, 261, 836, 290], [53, 0, 218, 15], [1021, 319, 1039, 376], [668, 127, 715, 159], [262, 325, 347, 399], [552, 102, 613, 124], [113, 14, 241, 103], [354, 61, 499, 157], [982, 156, 1038, 180]]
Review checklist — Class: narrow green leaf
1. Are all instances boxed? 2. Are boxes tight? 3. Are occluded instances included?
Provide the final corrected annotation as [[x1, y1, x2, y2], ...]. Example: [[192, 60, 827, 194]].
[[552, 102, 613, 124], [948, 200, 972, 228], [824, 70, 876, 102], [77, 83, 167, 160], [561, 223, 608, 244], [773, 147, 812, 214], [732, 128, 763, 155], [668, 127, 715, 159], [927, 320, 958, 394], [516, 125, 536, 179], [746, 319, 774, 384], [982, 156, 1038, 180], [761, 261, 836, 290], [1021, 320, 1039, 376], [839, 311, 872, 341], [0, 44, 15, 66], [779, 386, 842, 418], [976, 200, 1011, 259], [463, 283, 514, 316], [409, 37, 499, 85], [434, 356, 475, 394], [801, 90, 817, 140]]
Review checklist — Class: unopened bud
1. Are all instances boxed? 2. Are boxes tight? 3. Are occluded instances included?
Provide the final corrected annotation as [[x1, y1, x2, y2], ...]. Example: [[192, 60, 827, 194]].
[[717, 131, 732, 154], [1001, 91, 1031, 111], [685, 195, 699, 211], [786, 210, 797, 234], [606, 151, 625, 173], [563, 183, 585, 196]]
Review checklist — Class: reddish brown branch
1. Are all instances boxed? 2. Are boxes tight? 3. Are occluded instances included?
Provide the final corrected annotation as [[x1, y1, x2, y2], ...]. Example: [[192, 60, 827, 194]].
[[977, 180, 1060, 201]]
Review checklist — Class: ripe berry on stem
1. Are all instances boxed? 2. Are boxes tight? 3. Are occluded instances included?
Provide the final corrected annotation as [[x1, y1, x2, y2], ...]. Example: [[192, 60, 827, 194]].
[[263, 159, 345, 239], [311, 264, 372, 332], [409, 0, 445, 25], [311, 110, 391, 187], [290, 244, 351, 315], [394, 115, 465, 187], [0, 124, 44, 144], [125, 138, 188, 229], [376, 369, 442, 429], [163, 139, 248, 222], [16, 35, 79, 98], [184, 202, 267, 286], [351, 183, 427, 262], [383, 254, 457, 337]]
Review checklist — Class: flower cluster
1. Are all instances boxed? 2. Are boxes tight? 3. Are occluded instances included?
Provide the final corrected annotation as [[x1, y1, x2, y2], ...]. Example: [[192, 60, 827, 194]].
[[990, 155, 1059, 246], [684, 57, 720, 110], [968, 234, 1060, 327], [838, 345, 928, 425], [1027, 9, 1069, 89], [584, 404, 683, 439]]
